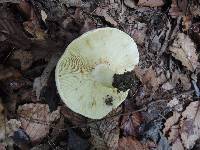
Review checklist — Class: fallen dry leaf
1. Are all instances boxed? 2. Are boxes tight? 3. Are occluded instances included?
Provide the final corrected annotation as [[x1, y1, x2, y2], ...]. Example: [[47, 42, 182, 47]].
[[6, 119, 22, 137], [169, 0, 184, 18], [118, 137, 145, 150], [167, 97, 183, 112], [169, 33, 198, 71], [190, 2, 200, 16], [180, 101, 200, 149], [163, 111, 181, 135], [171, 135, 184, 150], [172, 70, 191, 90], [126, 21, 147, 45], [61, 106, 87, 125], [135, 66, 166, 90], [89, 108, 121, 149], [176, 0, 188, 13], [124, 0, 136, 8], [0, 98, 5, 141], [90, 118, 119, 149], [68, 129, 89, 150], [162, 82, 175, 91], [18, 0, 47, 40], [165, 101, 200, 149], [95, 7, 117, 26], [121, 112, 143, 136], [0, 0, 20, 3], [178, 74, 191, 90], [80, 18, 96, 35], [0, 66, 21, 81], [23, 21, 46, 40], [12, 50, 33, 71], [0, 8, 31, 49], [182, 16, 192, 32], [64, 0, 82, 7], [165, 124, 184, 150], [162, 70, 191, 91], [0, 144, 6, 150], [0, 99, 21, 147], [17, 103, 60, 143], [137, 0, 164, 7]]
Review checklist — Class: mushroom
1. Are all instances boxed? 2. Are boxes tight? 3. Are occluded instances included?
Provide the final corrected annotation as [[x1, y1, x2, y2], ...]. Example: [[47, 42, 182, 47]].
[[55, 27, 139, 119]]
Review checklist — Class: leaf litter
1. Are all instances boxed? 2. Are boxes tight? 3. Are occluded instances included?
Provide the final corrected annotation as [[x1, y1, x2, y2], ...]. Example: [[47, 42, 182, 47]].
[[169, 33, 199, 71], [0, 0, 200, 149]]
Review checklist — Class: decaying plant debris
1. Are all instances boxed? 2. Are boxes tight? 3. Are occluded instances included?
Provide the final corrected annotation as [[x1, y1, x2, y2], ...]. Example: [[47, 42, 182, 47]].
[[0, 0, 200, 149]]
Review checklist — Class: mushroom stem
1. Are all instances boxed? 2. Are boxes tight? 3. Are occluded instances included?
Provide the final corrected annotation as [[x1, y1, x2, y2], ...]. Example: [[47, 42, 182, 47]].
[[91, 64, 115, 88]]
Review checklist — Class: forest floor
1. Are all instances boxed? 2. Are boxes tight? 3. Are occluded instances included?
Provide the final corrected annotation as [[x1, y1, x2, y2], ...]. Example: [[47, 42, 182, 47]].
[[0, 0, 200, 149]]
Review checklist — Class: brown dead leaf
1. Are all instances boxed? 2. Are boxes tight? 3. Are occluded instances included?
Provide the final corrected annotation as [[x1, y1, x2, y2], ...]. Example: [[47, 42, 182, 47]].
[[180, 101, 200, 149], [61, 106, 87, 125], [169, 0, 184, 18], [190, 2, 200, 16], [0, 14, 31, 49], [17, 0, 32, 18], [137, 0, 164, 7], [95, 7, 117, 26], [135, 66, 166, 90], [165, 101, 200, 149], [89, 108, 121, 149], [182, 16, 192, 32], [124, 0, 136, 8], [169, 33, 198, 71], [172, 70, 191, 90], [178, 74, 191, 90], [18, 0, 47, 40], [0, 144, 6, 150], [12, 50, 33, 71], [80, 18, 96, 35], [168, 124, 184, 150], [162, 82, 175, 91], [163, 111, 181, 135], [23, 21, 46, 40], [50, 116, 65, 137], [118, 137, 145, 150], [0, 98, 5, 142], [163, 70, 191, 91], [0, 0, 20, 3], [126, 21, 147, 45], [171, 136, 184, 150], [0, 66, 21, 81], [0, 99, 21, 147], [0, 8, 31, 49], [6, 119, 21, 137], [121, 112, 143, 136], [167, 97, 183, 112], [64, 0, 82, 7], [17, 103, 60, 143], [176, 0, 188, 13]]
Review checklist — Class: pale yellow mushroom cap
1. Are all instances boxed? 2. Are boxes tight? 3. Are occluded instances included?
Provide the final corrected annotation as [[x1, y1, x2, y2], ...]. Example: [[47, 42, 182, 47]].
[[55, 27, 139, 119]]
